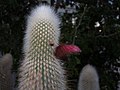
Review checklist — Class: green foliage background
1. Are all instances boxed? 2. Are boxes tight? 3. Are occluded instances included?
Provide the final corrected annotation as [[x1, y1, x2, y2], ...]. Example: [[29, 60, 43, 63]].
[[0, 0, 120, 90]]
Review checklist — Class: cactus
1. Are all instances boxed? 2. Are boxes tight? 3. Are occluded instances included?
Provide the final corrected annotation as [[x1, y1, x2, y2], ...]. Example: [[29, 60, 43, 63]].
[[18, 5, 66, 90], [0, 53, 13, 90], [78, 64, 100, 90]]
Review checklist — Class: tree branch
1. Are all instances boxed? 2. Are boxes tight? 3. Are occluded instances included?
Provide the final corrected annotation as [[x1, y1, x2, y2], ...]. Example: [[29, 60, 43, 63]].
[[96, 31, 120, 38], [72, 4, 88, 44]]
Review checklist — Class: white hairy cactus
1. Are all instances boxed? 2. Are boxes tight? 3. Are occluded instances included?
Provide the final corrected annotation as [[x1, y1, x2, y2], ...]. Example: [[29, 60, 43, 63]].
[[0, 53, 13, 90], [18, 5, 66, 90], [78, 64, 100, 90]]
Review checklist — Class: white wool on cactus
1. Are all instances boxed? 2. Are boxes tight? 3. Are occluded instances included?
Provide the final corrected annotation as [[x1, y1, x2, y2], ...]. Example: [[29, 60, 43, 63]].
[[24, 5, 60, 55], [18, 5, 66, 90], [78, 64, 100, 90]]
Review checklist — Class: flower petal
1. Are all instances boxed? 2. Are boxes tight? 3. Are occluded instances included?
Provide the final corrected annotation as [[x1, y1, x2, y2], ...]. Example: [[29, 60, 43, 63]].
[[55, 44, 81, 59]]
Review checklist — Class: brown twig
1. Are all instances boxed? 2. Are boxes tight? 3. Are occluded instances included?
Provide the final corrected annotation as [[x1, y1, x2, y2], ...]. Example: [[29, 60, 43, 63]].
[[96, 31, 120, 38], [72, 4, 88, 44]]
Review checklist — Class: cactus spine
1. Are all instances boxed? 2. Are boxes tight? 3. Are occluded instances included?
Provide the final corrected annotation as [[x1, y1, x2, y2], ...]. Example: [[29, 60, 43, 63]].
[[18, 5, 66, 90], [78, 64, 100, 90]]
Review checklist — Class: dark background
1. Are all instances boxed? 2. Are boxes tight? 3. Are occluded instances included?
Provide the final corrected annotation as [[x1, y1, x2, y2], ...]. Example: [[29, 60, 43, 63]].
[[0, 0, 120, 90]]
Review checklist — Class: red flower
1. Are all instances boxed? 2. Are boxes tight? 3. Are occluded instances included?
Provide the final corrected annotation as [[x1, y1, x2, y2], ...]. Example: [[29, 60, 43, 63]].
[[55, 44, 81, 59]]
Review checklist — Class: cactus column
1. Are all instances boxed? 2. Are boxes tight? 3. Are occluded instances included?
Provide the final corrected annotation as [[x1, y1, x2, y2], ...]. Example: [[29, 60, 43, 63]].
[[0, 54, 13, 90], [78, 64, 100, 90], [18, 5, 66, 90]]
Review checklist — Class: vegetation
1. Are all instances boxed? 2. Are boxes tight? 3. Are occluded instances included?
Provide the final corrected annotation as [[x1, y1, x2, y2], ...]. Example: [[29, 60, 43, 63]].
[[0, 0, 119, 89]]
